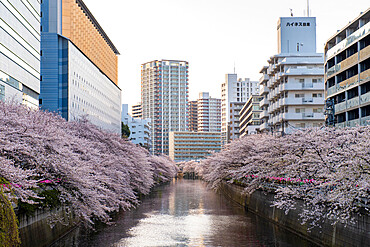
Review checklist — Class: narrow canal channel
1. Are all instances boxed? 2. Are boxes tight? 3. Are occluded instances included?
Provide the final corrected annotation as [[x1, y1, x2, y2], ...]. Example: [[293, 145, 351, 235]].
[[51, 179, 318, 247]]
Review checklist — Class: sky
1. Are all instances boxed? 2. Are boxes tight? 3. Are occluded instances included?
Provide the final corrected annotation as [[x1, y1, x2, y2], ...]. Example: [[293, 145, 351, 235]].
[[82, 0, 369, 112]]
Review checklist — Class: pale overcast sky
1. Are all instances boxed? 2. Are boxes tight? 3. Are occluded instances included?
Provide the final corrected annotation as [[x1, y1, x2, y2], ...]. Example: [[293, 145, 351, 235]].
[[82, 0, 369, 111]]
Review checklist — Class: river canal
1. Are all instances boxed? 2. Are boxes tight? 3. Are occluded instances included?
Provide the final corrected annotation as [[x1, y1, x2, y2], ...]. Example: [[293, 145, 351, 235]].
[[51, 179, 318, 247]]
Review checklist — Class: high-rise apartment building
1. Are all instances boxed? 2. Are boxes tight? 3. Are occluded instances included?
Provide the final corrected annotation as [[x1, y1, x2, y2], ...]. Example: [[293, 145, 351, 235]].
[[221, 74, 258, 144], [141, 60, 189, 155], [324, 8, 370, 127], [0, 0, 40, 108], [188, 100, 198, 132], [40, 0, 121, 134], [239, 95, 263, 136], [197, 92, 221, 132], [259, 17, 325, 134]]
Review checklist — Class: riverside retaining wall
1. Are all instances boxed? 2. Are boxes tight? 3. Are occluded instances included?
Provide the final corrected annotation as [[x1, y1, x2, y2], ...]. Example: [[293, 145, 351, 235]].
[[219, 182, 370, 247], [18, 208, 76, 247]]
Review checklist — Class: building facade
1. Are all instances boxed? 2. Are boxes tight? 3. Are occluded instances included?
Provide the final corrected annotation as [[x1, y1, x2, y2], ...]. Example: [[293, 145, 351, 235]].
[[141, 60, 189, 155], [239, 95, 263, 136], [122, 104, 151, 151], [132, 103, 142, 118], [259, 17, 325, 134], [228, 102, 245, 141], [221, 74, 258, 144], [324, 8, 370, 127], [169, 131, 221, 162], [0, 0, 40, 108], [197, 92, 221, 132], [40, 0, 121, 133], [188, 100, 198, 132]]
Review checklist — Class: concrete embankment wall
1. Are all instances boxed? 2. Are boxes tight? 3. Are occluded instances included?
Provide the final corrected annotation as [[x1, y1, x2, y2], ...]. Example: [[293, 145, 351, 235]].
[[18, 208, 76, 247], [219, 182, 370, 247]]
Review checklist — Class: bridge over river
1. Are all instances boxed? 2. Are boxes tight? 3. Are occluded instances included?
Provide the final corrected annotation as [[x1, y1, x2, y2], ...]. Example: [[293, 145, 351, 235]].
[[50, 179, 318, 247]]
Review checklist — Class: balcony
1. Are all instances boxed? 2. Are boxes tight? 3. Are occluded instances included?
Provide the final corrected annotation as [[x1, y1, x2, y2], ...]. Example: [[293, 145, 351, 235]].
[[260, 110, 269, 119], [340, 53, 358, 72], [336, 122, 346, 128], [347, 119, 360, 127], [259, 98, 269, 107], [335, 101, 347, 112], [326, 21, 370, 59], [284, 67, 324, 76], [360, 91, 370, 105], [303, 97, 324, 105], [282, 112, 324, 120], [361, 115, 370, 126], [260, 122, 269, 131], [280, 82, 324, 91], [338, 74, 359, 89], [360, 69, 370, 82], [347, 97, 359, 109], [327, 85, 337, 96], [279, 98, 303, 106], [259, 85, 269, 95], [259, 74, 269, 83], [359, 44, 370, 61]]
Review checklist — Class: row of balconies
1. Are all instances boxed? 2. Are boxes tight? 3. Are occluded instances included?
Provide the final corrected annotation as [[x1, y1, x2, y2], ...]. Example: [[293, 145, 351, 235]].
[[267, 97, 325, 113], [266, 112, 325, 125], [336, 115, 370, 128], [334, 91, 370, 113], [326, 69, 369, 96], [326, 45, 369, 84]]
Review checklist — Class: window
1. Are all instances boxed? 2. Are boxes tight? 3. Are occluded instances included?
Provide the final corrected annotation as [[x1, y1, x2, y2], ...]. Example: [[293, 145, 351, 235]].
[[295, 93, 304, 98], [295, 108, 305, 113], [299, 79, 305, 83], [312, 93, 323, 98], [313, 108, 323, 113]]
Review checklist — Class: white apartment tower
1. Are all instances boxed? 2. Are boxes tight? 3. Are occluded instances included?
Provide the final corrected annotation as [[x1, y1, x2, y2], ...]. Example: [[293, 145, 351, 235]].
[[221, 74, 258, 144], [141, 60, 189, 155], [197, 92, 221, 132], [259, 17, 325, 134]]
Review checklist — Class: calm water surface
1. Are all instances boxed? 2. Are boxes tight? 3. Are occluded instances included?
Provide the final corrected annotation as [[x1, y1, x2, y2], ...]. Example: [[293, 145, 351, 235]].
[[51, 179, 318, 247]]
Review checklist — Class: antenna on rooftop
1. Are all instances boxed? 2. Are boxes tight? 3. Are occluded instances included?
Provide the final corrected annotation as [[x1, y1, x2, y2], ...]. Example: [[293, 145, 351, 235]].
[[307, 0, 310, 17], [233, 62, 236, 74], [289, 8, 293, 17]]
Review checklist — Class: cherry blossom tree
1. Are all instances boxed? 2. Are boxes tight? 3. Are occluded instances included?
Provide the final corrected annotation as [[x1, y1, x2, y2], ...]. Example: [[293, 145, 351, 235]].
[[0, 101, 177, 226], [196, 126, 369, 227]]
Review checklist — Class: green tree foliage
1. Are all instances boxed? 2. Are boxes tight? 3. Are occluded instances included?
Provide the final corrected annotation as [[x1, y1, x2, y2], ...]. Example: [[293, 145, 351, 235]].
[[0, 188, 20, 247], [121, 122, 130, 138]]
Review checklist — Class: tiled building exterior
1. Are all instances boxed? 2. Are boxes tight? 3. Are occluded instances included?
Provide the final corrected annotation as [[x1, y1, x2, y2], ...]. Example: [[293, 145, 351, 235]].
[[324, 8, 370, 127], [0, 0, 40, 108], [40, 0, 121, 134], [141, 60, 189, 155]]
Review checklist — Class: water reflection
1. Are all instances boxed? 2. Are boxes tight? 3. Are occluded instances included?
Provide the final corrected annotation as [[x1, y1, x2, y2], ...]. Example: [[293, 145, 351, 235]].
[[51, 179, 318, 247]]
